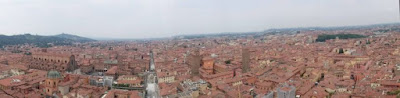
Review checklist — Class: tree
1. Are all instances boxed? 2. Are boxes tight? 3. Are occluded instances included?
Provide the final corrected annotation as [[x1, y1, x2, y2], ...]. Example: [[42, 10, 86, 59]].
[[316, 34, 366, 42], [225, 60, 231, 64], [338, 48, 344, 54]]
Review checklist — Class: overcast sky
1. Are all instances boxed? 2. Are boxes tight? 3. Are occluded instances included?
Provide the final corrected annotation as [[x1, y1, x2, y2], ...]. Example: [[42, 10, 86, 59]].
[[0, 0, 398, 39]]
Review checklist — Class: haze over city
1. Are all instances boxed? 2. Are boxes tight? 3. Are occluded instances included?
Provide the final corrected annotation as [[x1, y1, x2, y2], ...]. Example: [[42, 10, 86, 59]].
[[0, 0, 398, 39], [2, 0, 400, 98]]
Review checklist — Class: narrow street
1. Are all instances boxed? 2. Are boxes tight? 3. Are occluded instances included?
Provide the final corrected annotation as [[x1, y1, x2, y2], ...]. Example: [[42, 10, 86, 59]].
[[145, 50, 160, 98]]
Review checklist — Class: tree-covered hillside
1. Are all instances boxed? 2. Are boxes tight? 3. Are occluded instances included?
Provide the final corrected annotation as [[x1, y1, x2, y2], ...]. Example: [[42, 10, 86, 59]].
[[0, 34, 95, 48], [316, 34, 366, 42]]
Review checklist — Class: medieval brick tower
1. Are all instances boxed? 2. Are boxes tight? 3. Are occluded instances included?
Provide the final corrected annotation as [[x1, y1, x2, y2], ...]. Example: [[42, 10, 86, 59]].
[[242, 48, 250, 73], [187, 48, 201, 76]]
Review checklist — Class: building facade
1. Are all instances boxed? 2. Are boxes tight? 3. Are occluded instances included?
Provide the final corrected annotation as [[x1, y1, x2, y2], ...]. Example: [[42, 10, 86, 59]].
[[26, 52, 78, 72]]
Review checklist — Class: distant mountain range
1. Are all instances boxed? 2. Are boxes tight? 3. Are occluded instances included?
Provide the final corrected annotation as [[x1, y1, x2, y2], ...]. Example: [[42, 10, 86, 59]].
[[0, 33, 95, 48]]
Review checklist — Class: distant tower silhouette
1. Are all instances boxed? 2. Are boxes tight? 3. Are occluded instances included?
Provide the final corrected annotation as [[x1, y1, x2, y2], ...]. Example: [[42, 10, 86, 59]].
[[242, 48, 250, 73], [187, 48, 201, 76]]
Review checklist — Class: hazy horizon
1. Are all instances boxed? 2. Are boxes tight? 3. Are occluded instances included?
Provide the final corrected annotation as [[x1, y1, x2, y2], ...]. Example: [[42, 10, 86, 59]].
[[0, 0, 398, 39]]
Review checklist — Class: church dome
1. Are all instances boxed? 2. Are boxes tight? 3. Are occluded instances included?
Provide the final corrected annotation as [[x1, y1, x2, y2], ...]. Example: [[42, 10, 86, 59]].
[[47, 70, 61, 79]]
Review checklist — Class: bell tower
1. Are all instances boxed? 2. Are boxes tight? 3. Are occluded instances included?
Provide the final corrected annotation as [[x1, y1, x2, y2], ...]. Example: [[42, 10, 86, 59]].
[[44, 70, 62, 96]]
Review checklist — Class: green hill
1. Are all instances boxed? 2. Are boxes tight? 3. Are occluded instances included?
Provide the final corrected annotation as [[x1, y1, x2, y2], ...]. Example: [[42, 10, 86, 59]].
[[54, 33, 95, 42], [0, 34, 95, 48]]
